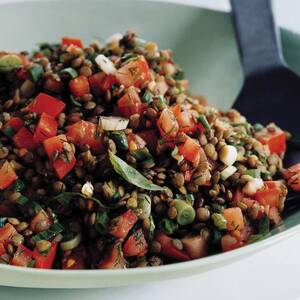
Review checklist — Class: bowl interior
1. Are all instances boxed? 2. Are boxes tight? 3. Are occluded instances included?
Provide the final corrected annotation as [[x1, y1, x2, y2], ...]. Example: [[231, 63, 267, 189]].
[[1, 0, 300, 288]]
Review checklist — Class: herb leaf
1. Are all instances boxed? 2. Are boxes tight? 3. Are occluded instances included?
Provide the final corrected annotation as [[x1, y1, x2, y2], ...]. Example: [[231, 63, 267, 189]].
[[109, 151, 165, 191]]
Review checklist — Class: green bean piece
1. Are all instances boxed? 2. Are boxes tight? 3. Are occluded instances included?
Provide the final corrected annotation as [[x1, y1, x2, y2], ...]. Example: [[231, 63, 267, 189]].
[[174, 199, 196, 225]]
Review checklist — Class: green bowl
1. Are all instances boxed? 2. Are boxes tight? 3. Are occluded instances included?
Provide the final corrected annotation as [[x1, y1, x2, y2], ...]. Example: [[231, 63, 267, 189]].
[[0, 0, 300, 289]]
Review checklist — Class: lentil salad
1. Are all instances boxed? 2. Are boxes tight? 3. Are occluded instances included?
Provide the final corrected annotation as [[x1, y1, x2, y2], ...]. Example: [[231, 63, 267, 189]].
[[0, 32, 298, 270]]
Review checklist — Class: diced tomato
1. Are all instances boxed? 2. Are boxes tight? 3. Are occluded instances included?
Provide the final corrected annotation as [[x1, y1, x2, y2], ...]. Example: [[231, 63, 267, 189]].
[[0, 243, 5, 256], [3, 117, 24, 132], [178, 136, 204, 165], [62, 37, 84, 48], [177, 111, 197, 134], [30, 209, 52, 233], [156, 76, 169, 96], [89, 72, 117, 95], [170, 104, 181, 117], [11, 244, 32, 267], [33, 243, 57, 269], [255, 123, 286, 155], [137, 130, 158, 153], [43, 134, 76, 179], [0, 223, 17, 244], [0, 161, 18, 190], [43, 77, 64, 94], [282, 163, 300, 191], [222, 207, 245, 231], [155, 232, 190, 261], [109, 210, 138, 239], [123, 229, 148, 257], [221, 234, 242, 252], [157, 108, 179, 141], [116, 56, 151, 88], [66, 120, 104, 153], [127, 133, 147, 152], [99, 241, 127, 269], [28, 93, 66, 118], [12, 127, 38, 151], [69, 75, 90, 97], [34, 113, 58, 143], [117, 87, 144, 117], [254, 181, 283, 208], [181, 236, 206, 259], [33, 52, 45, 59]]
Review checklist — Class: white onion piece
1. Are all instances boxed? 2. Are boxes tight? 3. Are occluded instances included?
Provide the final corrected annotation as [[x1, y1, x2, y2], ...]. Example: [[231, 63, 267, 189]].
[[99, 116, 129, 131], [81, 181, 94, 198], [95, 54, 116, 74], [220, 166, 237, 180], [60, 233, 82, 252]]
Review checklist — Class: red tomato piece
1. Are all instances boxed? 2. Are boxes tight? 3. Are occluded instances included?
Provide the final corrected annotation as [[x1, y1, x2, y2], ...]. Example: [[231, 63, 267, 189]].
[[123, 229, 148, 257], [43, 134, 76, 179], [255, 123, 286, 155], [16, 68, 28, 80], [178, 136, 203, 165], [0, 161, 18, 190], [30, 209, 52, 233], [157, 108, 179, 141], [181, 236, 206, 259], [34, 113, 58, 143], [254, 181, 283, 208], [170, 104, 181, 117], [177, 111, 197, 134], [223, 207, 245, 231], [66, 120, 104, 153], [0, 223, 17, 244], [28, 93, 66, 118], [137, 130, 158, 153], [89, 72, 117, 95], [62, 37, 84, 48], [3, 117, 24, 132], [117, 87, 143, 117], [156, 76, 169, 96], [0, 243, 5, 256], [109, 210, 138, 239], [99, 241, 127, 269], [12, 127, 38, 151], [69, 75, 90, 97], [116, 56, 151, 88], [282, 163, 300, 191], [43, 77, 64, 94], [33, 243, 57, 269], [221, 234, 242, 252], [155, 232, 190, 261], [11, 244, 32, 267]]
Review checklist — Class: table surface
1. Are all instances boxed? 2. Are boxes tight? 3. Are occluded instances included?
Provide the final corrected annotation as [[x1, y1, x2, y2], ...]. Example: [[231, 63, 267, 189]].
[[1, 0, 300, 299]]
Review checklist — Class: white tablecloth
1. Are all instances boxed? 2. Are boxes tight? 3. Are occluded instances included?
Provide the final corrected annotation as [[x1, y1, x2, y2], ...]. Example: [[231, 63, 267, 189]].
[[1, 0, 300, 299]]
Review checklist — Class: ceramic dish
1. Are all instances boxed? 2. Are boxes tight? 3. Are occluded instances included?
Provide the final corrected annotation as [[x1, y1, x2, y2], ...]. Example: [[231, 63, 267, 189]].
[[1, 0, 300, 289]]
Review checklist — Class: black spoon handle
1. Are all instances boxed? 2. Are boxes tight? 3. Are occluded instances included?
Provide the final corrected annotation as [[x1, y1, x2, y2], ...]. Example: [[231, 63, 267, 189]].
[[230, 0, 285, 76]]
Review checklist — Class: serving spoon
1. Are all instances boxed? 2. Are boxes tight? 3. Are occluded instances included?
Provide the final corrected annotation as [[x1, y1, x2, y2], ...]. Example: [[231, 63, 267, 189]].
[[230, 0, 300, 207]]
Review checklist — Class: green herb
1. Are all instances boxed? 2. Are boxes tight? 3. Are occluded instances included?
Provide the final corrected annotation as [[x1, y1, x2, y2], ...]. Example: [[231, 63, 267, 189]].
[[53, 191, 113, 209], [12, 179, 25, 192], [253, 123, 264, 132], [212, 203, 223, 213], [69, 95, 82, 107], [131, 148, 153, 161], [0, 218, 7, 227], [211, 213, 227, 230], [173, 199, 196, 225], [212, 229, 223, 246], [172, 69, 184, 80], [31, 223, 64, 243], [0, 54, 22, 72], [95, 211, 109, 233], [175, 194, 195, 206], [142, 90, 153, 103], [161, 218, 177, 234], [28, 64, 44, 82], [2, 126, 14, 137], [109, 151, 165, 191], [198, 115, 211, 132], [244, 169, 261, 178], [60, 67, 78, 79], [110, 131, 128, 151], [258, 215, 270, 235]]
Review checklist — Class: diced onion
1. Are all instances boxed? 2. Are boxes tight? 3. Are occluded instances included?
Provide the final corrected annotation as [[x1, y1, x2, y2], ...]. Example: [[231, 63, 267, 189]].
[[99, 116, 129, 131], [220, 166, 237, 180], [95, 54, 116, 74], [60, 233, 82, 252], [81, 181, 94, 198], [219, 145, 237, 166]]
